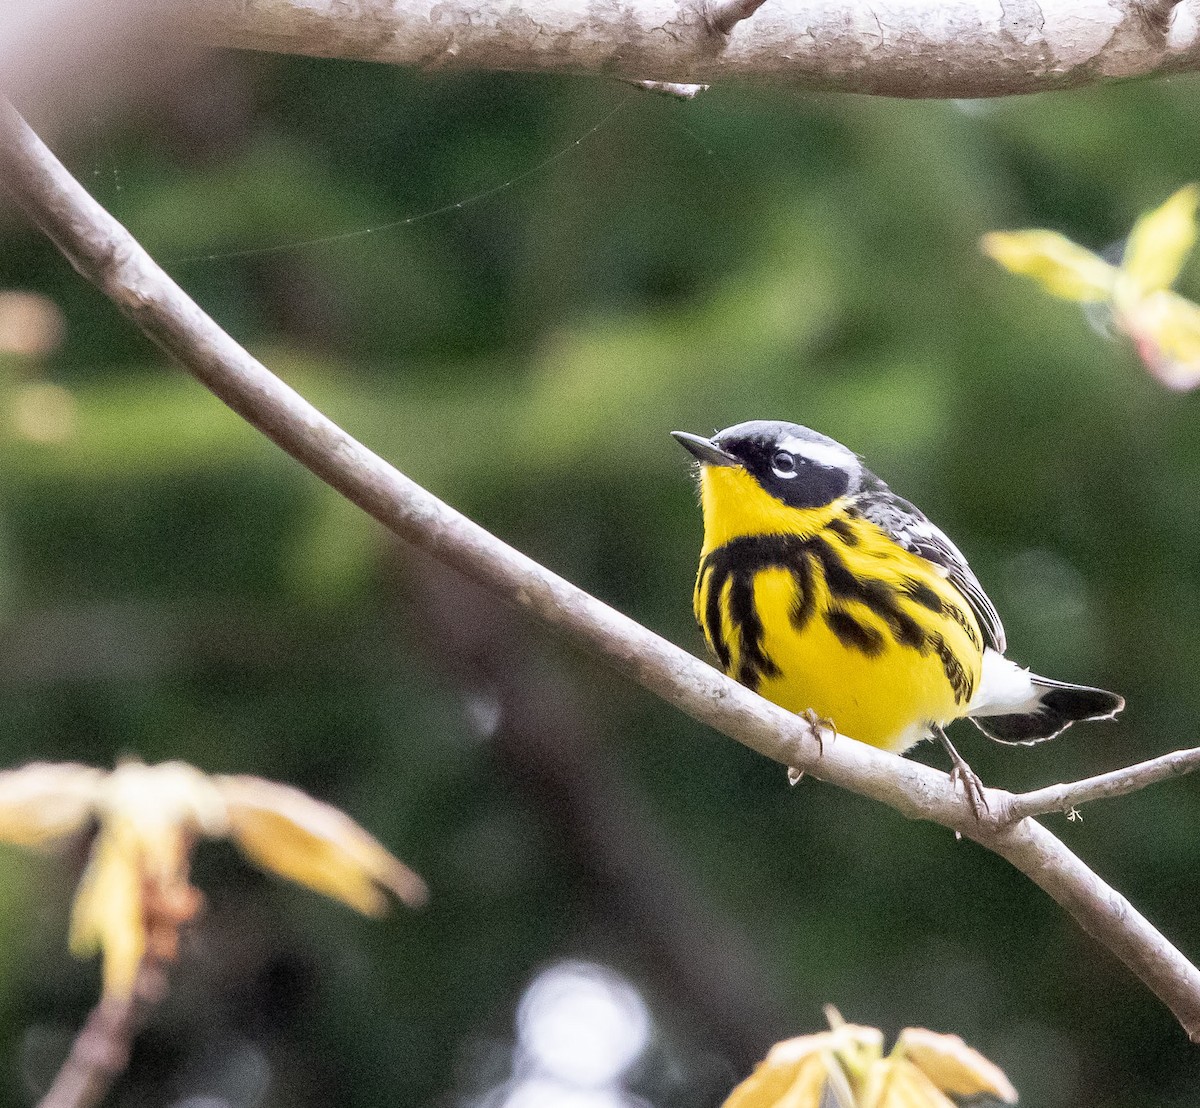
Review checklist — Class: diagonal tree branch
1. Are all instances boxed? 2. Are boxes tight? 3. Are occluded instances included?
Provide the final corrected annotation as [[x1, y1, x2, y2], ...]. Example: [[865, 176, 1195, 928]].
[[2, 0, 175, 130], [178, 0, 1200, 99], [3, 96, 1200, 1040]]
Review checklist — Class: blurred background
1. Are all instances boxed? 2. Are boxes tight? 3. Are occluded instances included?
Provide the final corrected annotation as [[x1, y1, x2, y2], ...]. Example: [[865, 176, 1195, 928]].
[[0, 51, 1198, 1108]]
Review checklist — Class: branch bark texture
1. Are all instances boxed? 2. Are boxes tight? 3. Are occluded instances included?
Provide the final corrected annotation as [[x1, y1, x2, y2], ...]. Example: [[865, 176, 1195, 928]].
[[2, 98, 1200, 1040], [181, 0, 1200, 98]]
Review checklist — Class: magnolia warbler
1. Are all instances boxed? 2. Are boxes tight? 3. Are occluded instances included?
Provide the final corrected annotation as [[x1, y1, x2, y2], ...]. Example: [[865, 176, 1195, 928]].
[[673, 421, 1123, 804]]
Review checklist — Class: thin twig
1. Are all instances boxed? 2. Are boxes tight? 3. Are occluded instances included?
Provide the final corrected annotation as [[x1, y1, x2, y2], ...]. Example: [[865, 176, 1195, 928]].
[[3, 97, 1200, 1039], [1001, 747, 1200, 823], [37, 996, 136, 1108], [36, 960, 167, 1108], [37, 998, 133, 1108]]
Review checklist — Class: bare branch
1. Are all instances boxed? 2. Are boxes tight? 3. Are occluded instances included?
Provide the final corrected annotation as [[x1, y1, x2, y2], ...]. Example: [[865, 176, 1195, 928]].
[[1001, 747, 1200, 823], [1, 0, 175, 127], [179, 0, 1200, 99], [36, 995, 137, 1108], [3, 97, 1200, 1039], [36, 962, 167, 1108]]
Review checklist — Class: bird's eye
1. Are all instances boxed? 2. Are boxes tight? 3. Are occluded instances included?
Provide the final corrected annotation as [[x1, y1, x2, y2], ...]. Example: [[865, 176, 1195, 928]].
[[771, 450, 797, 477]]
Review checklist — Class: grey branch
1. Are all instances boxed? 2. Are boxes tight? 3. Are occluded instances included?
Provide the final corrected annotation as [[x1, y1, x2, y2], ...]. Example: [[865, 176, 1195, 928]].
[[36, 961, 167, 1108], [1002, 746, 1200, 822], [36, 995, 137, 1108], [176, 0, 1200, 98], [3, 98, 1200, 1040], [2, 0, 173, 127]]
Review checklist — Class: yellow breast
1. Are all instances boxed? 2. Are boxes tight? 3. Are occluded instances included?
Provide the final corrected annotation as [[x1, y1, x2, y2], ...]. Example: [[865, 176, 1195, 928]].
[[693, 467, 983, 752]]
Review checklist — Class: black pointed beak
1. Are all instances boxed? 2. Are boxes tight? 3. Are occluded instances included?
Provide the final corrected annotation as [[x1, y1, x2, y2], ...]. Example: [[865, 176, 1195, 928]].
[[671, 431, 740, 468]]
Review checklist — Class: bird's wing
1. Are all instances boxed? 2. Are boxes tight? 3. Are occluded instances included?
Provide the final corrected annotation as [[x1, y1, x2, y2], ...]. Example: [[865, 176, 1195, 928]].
[[855, 482, 1007, 654]]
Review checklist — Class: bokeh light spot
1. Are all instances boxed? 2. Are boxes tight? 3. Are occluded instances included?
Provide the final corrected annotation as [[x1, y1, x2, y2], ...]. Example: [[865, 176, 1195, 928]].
[[516, 961, 651, 1088]]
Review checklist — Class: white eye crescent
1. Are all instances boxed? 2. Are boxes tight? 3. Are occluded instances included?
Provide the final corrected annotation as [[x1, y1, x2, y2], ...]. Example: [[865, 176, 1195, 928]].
[[771, 450, 798, 478]]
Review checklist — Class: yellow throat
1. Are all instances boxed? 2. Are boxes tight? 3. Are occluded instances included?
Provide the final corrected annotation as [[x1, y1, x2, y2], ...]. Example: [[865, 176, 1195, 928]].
[[699, 464, 848, 552]]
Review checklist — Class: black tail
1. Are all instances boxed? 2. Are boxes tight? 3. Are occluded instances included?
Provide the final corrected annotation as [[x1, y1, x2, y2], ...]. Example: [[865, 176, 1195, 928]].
[[971, 678, 1124, 746]]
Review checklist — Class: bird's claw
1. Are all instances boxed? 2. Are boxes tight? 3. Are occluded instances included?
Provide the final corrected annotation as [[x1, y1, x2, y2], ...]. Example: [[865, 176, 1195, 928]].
[[788, 710, 837, 786], [801, 708, 838, 755]]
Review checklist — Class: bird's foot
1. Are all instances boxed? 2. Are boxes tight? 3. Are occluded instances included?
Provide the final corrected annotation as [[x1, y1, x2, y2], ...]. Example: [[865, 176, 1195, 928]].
[[935, 726, 989, 822], [789, 710, 837, 786], [949, 761, 989, 819], [801, 708, 838, 755]]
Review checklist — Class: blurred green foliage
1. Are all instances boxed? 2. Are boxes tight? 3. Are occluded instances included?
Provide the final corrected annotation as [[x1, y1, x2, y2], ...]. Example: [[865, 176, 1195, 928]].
[[0, 55, 1199, 1107]]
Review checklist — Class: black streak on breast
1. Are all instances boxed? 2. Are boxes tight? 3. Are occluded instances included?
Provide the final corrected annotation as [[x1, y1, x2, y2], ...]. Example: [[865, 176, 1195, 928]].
[[696, 526, 971, 698]]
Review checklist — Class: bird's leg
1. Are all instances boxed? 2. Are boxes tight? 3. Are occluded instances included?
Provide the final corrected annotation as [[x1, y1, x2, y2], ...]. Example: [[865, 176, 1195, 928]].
[[789, 708, 838, 785], [934, 725, 989, 818]]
